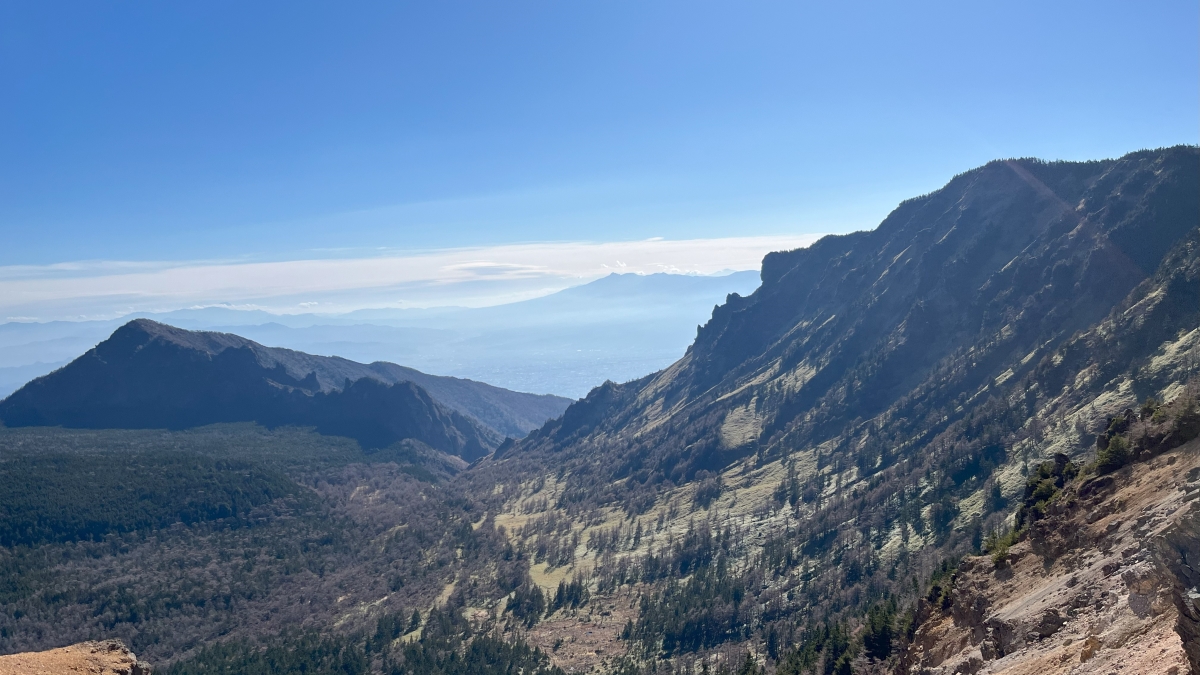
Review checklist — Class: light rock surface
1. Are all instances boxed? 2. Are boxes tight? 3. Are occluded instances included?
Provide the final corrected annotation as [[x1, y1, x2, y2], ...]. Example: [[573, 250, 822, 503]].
[[900, 441, 1200, 675], [0, 640, 151, 675]]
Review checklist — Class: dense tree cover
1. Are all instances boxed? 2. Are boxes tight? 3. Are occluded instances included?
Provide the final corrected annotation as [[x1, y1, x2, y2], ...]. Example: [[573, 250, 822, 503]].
[[505, 583, 545, 628], [772, 623, 855, 675], [0, 426, 524, 664], [163, 632, 369, 675], [548, 576, 589, 615], [3, 150, 1197, 674], [165, 604, 563, 675], [1013, 454, 1078, 529], [860, 600, 897, 661], [386, 604, 562, 675], [0, 451, 302, 547], [628, 559, 750, 655]]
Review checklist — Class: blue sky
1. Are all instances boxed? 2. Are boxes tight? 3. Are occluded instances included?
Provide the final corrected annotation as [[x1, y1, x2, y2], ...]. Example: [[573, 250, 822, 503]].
[[0, 1, 1196, 317]]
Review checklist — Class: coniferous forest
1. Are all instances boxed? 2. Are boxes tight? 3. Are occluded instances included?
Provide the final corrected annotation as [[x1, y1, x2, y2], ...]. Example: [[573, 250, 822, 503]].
[[1, 148, 1199, 674]]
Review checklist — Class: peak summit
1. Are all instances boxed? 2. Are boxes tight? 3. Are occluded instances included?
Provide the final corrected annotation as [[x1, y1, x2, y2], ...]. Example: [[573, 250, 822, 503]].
[[0, 322, 572, 457]]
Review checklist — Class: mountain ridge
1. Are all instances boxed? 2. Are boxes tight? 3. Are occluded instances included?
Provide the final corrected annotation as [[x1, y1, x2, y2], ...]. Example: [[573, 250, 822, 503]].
[[469, 145, 1200, 671], [511, 147, 1197, 473], [0, 270, 763, 399], [1, 148, 1197, 675], [0, 319, 572, 458]]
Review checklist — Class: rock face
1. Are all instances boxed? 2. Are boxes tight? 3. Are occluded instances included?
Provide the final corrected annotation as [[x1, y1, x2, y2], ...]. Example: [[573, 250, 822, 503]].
[[0, 640, 151, 675], [491, 146, 1200, 632], [511, 147, 1199, 490], [899, 441, 1200, 675], [0, 319, 574, 459]]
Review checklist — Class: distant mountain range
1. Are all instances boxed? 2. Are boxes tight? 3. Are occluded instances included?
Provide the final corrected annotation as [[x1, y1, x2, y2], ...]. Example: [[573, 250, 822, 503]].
[[0, 271, 762, 399], [0, 319, 571, 459], [1, 148, 1197, 674]]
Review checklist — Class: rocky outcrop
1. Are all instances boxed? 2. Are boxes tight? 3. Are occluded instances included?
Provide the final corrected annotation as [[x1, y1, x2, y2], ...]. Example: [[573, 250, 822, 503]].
[[899, 440, 1200, 674], [0, 639, 151, 675]]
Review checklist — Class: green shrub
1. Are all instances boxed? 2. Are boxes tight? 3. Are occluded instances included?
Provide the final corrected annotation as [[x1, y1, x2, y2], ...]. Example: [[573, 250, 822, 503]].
[[862, 601, 896, 660], [1096, 434, 1130, 474], [1015, 454, 1077, 527], [983, 527, 1021, 568]]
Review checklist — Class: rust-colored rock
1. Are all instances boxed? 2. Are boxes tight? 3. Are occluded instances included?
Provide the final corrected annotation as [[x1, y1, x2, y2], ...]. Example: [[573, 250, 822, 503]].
[[898, 442, 1199, 674], [0, 640, 151, 675]]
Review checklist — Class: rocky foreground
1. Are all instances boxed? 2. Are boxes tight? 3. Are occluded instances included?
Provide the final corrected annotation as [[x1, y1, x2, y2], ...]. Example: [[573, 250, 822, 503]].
[[0, 640, 150, 675], [900, 439, 1200, 674]]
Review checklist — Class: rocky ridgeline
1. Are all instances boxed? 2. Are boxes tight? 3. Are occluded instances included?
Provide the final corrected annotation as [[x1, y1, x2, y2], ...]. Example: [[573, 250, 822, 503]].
[[0, 640, 151, 675], [899, 438, 1200, 674]]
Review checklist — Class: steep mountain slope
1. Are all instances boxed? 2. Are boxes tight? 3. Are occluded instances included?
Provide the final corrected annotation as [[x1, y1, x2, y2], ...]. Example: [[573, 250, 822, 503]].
[[900, 439, 1199, 675], [2, 149, 1197, 675], [0, 319, 548, 459], [514, 147, 1196, 473], [474, 146, 1199, 671]]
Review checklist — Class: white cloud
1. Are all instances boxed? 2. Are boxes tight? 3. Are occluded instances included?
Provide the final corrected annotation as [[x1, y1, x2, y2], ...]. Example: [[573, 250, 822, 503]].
[[0, 235, 822, 320]]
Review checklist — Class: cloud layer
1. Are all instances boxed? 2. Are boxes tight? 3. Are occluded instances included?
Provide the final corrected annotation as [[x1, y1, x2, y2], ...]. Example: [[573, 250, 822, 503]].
[[2, 235, 823, 321]]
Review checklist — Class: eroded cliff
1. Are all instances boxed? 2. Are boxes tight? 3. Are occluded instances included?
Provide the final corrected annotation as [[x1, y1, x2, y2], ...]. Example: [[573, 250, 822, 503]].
[[901, 440, 1200, 674]]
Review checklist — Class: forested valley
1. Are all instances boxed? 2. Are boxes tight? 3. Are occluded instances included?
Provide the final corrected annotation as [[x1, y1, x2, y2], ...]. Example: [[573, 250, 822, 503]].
[[2, 148, 1198, 674]]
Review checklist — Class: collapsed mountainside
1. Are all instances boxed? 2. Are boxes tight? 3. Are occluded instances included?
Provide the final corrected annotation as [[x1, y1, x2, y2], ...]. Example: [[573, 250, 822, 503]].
[[472, 146, 1200, 671], [1, 148, 1197, 675], [901, 432, 1200, 674], [0, 319, 570, 459]]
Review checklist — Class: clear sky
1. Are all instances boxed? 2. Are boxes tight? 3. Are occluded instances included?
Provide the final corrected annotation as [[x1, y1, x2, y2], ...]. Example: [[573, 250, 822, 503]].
[[1, 1, 1196, 318]]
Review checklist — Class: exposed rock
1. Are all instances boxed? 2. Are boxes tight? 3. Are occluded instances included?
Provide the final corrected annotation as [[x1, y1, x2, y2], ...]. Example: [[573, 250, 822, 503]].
[[492, 147, 1200, 673], [899, 441, 1199, 674], [0, 639, 151, 675]]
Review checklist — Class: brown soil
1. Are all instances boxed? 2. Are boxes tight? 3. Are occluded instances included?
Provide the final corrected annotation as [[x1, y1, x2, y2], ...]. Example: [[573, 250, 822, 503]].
[[525, 587, 640, 673], [899, 441, 1200, 675], [0, 640, 150, 675]]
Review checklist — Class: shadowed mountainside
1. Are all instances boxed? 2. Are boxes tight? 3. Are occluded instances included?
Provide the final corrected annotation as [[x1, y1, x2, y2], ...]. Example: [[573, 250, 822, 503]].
[[1, 148, 1197, 675], [468, 146, 1200, 671], [0, 320, 571, 459], [509, 146, 1198, 496]]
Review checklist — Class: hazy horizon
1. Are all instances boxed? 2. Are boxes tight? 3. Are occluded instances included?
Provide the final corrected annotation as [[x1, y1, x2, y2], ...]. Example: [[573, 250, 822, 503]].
[[0, 269, 768, 398], [3, 2, 1195, 322]]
